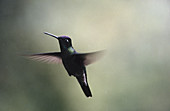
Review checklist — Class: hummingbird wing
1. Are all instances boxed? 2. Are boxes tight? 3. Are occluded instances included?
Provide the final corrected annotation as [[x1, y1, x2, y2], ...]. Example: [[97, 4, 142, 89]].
[[76, 50, 105, 66], [76, 71, 92, 97], [25, 52, 62, 64]]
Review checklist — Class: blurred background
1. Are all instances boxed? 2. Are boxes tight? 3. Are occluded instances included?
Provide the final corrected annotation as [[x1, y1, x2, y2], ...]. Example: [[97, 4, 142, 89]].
[[1, 0, 170, 111]]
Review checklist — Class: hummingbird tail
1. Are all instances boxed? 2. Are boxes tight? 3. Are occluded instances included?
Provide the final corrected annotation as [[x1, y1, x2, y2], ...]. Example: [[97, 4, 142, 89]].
[[76, 77, 92, 97]]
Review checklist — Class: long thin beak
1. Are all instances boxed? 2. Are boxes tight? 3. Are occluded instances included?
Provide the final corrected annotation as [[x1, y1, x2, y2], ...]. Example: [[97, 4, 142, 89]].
[[44, 32, 58, 39]]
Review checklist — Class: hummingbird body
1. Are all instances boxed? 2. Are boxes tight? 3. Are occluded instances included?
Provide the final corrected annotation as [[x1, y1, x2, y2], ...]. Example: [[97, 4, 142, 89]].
[[62, 54, 84, 76], [26, 32, 104, 97]]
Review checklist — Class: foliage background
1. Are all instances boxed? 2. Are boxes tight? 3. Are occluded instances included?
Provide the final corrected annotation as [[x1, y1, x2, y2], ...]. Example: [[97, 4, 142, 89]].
[[1, 0, 170, 111]]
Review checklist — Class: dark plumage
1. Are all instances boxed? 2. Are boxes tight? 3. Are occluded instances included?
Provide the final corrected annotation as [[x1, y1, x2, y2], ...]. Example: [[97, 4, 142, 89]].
[[26, 32, 104, 97]]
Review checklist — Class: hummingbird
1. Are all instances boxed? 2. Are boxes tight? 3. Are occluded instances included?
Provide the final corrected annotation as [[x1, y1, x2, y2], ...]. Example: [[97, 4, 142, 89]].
[[26, 32, 104, 97]]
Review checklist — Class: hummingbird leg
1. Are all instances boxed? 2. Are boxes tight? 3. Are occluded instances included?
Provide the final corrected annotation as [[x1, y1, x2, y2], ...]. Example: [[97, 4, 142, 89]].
[[83, 73, 87, 86], [76, 73, 92, 97], [72, 73, 87, 86]]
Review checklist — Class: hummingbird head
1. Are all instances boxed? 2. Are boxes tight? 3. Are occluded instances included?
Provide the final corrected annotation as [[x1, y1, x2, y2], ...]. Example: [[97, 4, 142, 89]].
[[44, 32, 73, 52], [57, 35, 72, 48]]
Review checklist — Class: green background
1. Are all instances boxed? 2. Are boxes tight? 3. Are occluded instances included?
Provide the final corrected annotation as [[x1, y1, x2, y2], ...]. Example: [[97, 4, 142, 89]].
[[1, 0, 170, 111]]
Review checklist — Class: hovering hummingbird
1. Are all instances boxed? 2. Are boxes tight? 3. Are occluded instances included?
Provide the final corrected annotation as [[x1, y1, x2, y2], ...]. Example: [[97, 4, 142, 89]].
[[26, 32, 104, 97]]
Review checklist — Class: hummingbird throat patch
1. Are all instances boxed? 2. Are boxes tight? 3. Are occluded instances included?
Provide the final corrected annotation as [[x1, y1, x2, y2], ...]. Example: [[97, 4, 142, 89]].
[[68, 47, 75, 53]]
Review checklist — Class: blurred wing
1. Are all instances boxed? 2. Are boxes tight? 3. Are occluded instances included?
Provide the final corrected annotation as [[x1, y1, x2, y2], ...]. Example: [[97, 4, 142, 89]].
[[77, 50, 105, 65], [25, 52, 62, 64]]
